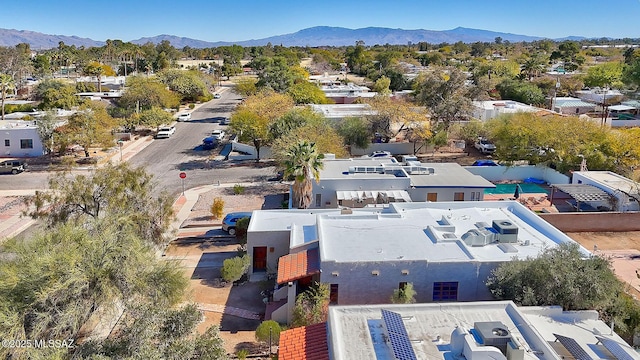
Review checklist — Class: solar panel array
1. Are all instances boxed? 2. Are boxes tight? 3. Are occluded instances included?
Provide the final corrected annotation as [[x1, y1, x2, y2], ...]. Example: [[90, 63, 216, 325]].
[[381, 309, 417, 360], [553, 333, 594, 360], [596, 336, 640, 360]]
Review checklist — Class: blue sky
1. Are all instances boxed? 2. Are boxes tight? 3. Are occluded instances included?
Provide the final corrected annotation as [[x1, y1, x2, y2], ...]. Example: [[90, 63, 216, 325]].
[[2, 0, 640, 42]]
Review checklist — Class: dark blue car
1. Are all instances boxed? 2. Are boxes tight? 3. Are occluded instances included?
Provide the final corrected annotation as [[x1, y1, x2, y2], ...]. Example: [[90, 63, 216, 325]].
[[202, 137, 217, 150], [472, 160, 498, 166]]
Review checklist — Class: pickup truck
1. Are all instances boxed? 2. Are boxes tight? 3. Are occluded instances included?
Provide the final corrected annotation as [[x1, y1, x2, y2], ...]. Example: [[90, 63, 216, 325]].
[[474, 138, 496, 154]]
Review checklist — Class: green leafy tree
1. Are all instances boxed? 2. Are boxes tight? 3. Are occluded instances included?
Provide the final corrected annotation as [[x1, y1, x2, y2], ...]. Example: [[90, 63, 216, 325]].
[[287, 81, 330, 104], [235, 77, 258, 97], [256, 56, 298, 92], [118, 76, 180, 112], [583, 62, 624, 88], [372, 75, 391, 96], [0, 220, 190, 359], [272, 115, 347, 165], [73, 304, 227, 359], [231, 91, 295, 160], [495, 79, 545, 106], [337, 117, 371, 149], [413, 66, 473, 130], [0, 73, 14, 121], [82, 61, 115, 91], [157, 69, 211, 102], [486, 242, 621, 312], [62, 102, 117, 156], [221, 255, 250, 283], [24, 162, 175, 247], [35, 110, 58, 155], [137, 106, 174, 130], [255, 320, 282, 348], [391, 283, 417, 304], [283, 140, 325, 209], [623, 59, 640, 89], [34, 79, 81, 110], [292, 282, 330, 327]]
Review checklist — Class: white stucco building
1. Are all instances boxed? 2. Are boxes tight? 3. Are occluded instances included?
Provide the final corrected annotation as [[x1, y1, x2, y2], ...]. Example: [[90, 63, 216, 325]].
[[572, 171, 640, 212], [309, 157, 495, 208], [247, 201, 589, 324], [0, 120, 46, 157], [472, 100, 544, 121], [279, 301, 638, 360]]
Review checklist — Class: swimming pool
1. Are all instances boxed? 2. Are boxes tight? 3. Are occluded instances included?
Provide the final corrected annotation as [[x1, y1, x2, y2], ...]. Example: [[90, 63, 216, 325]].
[[484, 183, 548, 195]]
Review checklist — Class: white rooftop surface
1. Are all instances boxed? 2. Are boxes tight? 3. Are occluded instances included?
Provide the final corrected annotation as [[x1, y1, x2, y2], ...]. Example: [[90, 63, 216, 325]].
[[309, 104, 377, 119], [327, 301, 637, 360], [320, 157, 407, 179], [574, 171, 640, 195], [319, 158, 495, 188], [473, 100, 540, 113], [248, 201, 589, 263], [318, 201, 587, 263]]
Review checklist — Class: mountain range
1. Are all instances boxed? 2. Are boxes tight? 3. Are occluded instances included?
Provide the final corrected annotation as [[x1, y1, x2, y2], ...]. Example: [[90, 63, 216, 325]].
[[0, 26, 585, 49]]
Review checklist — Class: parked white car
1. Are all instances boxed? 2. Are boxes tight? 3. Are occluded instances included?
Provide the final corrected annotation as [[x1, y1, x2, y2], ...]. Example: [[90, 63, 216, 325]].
[[211, 129, 225, 140], [177, 113, 191, 121], [213, 93, 221, 99], [156, 126, 176, 139], [474, 138, 496, 154]]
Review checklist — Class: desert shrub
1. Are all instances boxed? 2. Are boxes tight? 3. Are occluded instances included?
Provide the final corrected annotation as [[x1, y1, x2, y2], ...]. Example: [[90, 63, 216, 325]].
[[221, 255, 250, 282], [233, 184, 245, 195], [210, 197, 224, 219]]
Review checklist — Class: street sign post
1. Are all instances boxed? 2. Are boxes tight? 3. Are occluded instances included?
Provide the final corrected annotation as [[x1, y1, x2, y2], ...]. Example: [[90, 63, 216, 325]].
[[179, 172, 186, 195]]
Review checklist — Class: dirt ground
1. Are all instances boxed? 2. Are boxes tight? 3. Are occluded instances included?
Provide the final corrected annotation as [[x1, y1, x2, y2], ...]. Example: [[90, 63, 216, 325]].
[[566, 232, 640, 298], [167, 184, 287, 357]]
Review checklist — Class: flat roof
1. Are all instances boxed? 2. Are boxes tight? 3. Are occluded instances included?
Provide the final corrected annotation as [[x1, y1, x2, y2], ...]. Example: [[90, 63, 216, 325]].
[[318, 201, 587, 263], [319, 158, 495, 188], [327, 301, 635, 360], [408, 163, 495, 188], [574, 171, 640, 196], [249, 201, 589, 263], [309, 104, 377, 118]]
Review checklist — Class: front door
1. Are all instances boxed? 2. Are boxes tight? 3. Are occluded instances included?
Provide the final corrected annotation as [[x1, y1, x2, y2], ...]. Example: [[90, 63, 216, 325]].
[[253, 246, 267, 272]]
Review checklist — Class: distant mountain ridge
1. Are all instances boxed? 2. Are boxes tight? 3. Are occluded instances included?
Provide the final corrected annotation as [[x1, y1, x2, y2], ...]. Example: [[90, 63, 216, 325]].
[[0, 26, 586, 49]]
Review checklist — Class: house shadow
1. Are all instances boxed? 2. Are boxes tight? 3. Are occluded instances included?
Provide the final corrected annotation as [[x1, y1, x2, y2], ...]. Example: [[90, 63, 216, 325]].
[[191, 251, 237, 283], [219, 281, 265, 332]]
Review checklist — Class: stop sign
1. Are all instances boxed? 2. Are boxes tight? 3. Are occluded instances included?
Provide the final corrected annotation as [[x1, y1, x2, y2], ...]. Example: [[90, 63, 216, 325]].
[[179, 172, 186, 179]]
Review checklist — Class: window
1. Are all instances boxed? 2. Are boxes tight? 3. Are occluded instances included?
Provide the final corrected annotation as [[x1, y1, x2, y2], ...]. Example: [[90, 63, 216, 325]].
[[4, 139, 9, 147], [315, 193, 322, 207], [330, 284, 339, 305], [427, 193, 437, 202], [20, 139, 33, 149], [433, 281, 458, 301], [454, 192, 464, 201], [470, 191, 481, 201]]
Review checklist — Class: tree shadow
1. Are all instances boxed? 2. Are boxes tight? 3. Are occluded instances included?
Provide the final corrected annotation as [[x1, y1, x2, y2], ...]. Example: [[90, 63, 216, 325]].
[[233, 341, 265, 356]]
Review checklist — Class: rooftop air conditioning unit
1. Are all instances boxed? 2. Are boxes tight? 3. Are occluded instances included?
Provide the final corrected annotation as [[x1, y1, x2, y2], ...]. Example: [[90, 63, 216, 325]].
[[492, 220, 518, 243], [474, 321, 512, 354]]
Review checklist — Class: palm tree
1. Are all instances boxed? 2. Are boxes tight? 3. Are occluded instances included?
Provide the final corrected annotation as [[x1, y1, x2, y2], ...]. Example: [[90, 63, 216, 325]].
[[520, 53, 547, 81], [0, 73, 15, 121], [283, 140, 324, 209]]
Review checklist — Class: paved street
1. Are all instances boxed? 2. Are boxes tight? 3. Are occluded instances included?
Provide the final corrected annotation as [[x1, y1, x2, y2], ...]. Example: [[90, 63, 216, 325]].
[[128, 86, 278, 196]]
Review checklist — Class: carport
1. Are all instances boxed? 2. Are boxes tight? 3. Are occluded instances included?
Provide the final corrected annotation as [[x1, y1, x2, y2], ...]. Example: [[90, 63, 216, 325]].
[[550, 184, 613, 212]]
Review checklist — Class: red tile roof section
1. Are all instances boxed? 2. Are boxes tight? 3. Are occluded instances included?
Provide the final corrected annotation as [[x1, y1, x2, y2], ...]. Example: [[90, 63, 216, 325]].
[[277, 248, 320, 284], [278, 322, 329, 360]]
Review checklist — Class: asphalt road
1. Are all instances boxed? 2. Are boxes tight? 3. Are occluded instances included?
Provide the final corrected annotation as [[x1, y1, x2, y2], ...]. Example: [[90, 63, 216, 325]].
[[0, 87, 278, 195], [128, 87, 278, 196]]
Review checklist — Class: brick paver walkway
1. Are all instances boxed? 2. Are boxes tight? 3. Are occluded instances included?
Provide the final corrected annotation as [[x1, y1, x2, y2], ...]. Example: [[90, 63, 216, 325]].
[[197, 303, 261, 320]]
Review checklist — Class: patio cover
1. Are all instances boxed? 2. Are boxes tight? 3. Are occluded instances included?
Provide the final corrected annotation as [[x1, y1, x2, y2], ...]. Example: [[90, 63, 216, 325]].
[[277, 248, 320, 284], [336, 190, 412, 202], [552, 184, 612, 202], [609, 105, 635, 111]]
